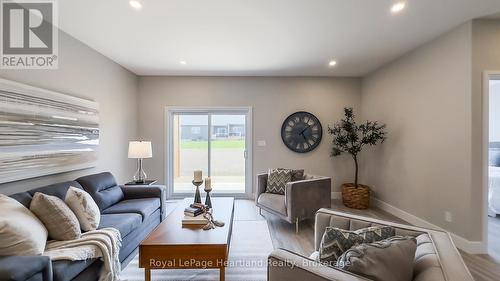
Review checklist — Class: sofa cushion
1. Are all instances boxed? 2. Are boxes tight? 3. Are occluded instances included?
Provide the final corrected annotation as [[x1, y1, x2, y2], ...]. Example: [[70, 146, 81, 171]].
[[336, 236, 417, 281], [52, 259, 97, 281], [65, 186, 101, 231], [99, 213, 142, 237], [257, 193, 286, 216], [119, 209, 162, 263], [102, 198, 160, 221], [30, 192, 81, 241], [0, 195, 48, 255], [76, 172, 124, 211]]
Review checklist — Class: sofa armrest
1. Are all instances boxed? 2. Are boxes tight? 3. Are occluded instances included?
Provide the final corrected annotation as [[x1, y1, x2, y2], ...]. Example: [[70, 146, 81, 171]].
[[268, 249, 368, 281], [255, 173, 268, 202], [121, 185, 167, 221], [0, 256, 52, 281], [285, 177, 331, 221]]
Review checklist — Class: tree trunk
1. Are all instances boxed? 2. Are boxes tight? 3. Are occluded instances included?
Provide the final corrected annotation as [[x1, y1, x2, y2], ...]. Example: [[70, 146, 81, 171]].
[[353, 155, 359, 188]]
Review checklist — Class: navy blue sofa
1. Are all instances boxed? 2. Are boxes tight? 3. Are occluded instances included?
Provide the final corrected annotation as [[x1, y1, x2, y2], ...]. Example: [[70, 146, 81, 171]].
[[0, 172, 166, 281]]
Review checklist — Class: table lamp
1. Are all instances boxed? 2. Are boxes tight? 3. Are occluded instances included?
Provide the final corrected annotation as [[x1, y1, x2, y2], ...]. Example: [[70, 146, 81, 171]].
[[128, 141, 152, 183]]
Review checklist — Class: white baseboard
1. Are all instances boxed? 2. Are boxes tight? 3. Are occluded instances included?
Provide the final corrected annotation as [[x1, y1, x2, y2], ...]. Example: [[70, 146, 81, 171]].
[[332, 192, 341, 199], [372, 197, 486, 254]]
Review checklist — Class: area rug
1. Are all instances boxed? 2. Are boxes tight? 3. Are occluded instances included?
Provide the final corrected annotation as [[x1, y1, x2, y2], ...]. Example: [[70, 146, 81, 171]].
[[120, 220, 273, 281]]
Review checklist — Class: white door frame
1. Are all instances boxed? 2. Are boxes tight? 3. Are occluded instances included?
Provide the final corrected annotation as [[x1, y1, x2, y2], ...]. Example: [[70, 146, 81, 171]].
[[482, 71, 500, 253], [165, 106, 253, 199]]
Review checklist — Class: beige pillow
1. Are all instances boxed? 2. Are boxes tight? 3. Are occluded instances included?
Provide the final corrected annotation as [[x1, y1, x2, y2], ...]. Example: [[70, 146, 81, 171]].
[[0, 194, 48, 255], [30, 192, 81, 241], [65, 186, 100, 231], [336, 236, 417, 281]]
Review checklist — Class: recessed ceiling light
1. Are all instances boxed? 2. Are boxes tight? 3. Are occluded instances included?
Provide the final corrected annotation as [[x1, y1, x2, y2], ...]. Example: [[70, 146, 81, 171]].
[[129, 0, 142, 10], [391, 2, 406, 14], [180, 60, 187, 65], [328, 60, 337, 67]]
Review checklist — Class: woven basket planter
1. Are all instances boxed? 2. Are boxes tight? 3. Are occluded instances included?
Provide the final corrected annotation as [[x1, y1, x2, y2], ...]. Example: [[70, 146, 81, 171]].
[[341, 183, 370, 209]]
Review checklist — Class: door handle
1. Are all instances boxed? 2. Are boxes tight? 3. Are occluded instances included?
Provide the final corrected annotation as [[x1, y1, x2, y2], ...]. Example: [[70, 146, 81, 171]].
[[244, 150, 248, 159]]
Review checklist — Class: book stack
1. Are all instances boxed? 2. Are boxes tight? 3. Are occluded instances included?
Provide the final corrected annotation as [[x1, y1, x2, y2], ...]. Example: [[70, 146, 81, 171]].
[[182, 204, 207, 225], [184, 205, 203, 217]]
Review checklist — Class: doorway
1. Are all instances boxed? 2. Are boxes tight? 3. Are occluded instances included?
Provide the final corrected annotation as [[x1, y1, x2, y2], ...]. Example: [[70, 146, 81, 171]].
[[165, 107, 252, 199], [485, 74, 500, 260]]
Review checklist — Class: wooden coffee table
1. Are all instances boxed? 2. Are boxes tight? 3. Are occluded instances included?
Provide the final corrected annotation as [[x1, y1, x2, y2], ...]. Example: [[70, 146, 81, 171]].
[[139, 197, 234, 281]]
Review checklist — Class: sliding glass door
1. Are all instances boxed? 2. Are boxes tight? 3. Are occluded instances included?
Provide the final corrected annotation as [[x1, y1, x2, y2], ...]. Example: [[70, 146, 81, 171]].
[[167, 108, 251, 198], [172, 114, 209, 193]]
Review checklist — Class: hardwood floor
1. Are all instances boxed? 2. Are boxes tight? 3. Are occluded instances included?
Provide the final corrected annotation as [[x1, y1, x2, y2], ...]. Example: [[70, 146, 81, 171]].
[[232, 199, 500, 281]]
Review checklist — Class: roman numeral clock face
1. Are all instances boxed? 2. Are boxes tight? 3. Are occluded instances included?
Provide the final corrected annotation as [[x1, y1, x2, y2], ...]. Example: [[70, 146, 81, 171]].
[[281, 111, 322, 153]]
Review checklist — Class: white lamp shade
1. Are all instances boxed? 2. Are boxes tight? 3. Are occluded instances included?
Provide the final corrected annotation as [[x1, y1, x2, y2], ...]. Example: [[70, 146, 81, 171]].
[[128, 141, 152, 158]]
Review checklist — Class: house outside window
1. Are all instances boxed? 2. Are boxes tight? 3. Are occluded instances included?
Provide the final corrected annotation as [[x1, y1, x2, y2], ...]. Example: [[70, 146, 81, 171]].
[[191, 126, 201, 134]]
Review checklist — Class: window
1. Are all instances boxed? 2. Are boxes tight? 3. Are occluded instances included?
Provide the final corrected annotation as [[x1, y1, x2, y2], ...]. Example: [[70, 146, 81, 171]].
[[166, 108, 252, 198]]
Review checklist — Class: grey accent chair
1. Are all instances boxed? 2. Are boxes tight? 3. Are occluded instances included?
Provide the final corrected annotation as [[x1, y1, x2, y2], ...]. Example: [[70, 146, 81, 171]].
[[255, 173, 331, 232], [268, 208, 474, 281]]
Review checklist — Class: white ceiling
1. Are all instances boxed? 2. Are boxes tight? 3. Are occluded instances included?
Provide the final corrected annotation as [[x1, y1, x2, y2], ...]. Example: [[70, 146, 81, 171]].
[[59, 0, 500, 77]]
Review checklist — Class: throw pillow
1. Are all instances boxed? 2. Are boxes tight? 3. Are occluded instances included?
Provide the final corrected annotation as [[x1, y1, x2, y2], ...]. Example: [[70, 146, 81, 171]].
[[65, 186, 101, 231], [291, 169, 305, 181], [353, 226, 396, 243], [319, 227, 363, 264], [30, 192, 81, 241], [266, 168, 292, 194], [0, 195, 48, 255], [278, 168, 305, 181], [319, 226, 395, 264], [336, 236, 417, 281]]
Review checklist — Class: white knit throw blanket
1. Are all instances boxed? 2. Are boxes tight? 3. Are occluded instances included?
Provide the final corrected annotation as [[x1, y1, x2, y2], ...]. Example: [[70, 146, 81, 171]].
[[43, 228, 122, 281]]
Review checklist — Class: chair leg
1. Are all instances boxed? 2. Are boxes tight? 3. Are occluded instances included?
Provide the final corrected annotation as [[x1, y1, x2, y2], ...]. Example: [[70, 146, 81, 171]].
[[295, 218, 299, 234]]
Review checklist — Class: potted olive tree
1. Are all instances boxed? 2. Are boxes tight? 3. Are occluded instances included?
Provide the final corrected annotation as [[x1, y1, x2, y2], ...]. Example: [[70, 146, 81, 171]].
[[328, 108, 387, 209]]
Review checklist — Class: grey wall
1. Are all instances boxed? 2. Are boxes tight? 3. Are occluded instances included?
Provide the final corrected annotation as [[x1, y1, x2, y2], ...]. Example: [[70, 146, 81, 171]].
[[470, 19, 500, 241], [137, 76, 361, 196], [360, 19, 500, 242], [0, 30, 139, 195], [360, 23, 475, 240]]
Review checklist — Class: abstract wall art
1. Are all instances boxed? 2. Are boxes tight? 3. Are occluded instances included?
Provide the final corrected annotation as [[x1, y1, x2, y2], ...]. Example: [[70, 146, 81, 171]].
[[0, 79, 99, 183]]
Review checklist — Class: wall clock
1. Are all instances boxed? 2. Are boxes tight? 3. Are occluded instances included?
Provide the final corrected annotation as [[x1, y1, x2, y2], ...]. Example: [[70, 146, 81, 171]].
[[281, 111, 322, 153]]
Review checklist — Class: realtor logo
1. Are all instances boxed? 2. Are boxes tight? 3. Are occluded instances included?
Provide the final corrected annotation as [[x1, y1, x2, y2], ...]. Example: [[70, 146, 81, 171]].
[[1, 0, 58, 69]]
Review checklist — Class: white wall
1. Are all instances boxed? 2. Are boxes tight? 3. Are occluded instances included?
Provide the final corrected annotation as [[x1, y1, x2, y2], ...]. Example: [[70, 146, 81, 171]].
[[360, 23, 475, 240], [0, 30, 138, 195], [490, 81, 500, 143], [137, 76, 361, 196]]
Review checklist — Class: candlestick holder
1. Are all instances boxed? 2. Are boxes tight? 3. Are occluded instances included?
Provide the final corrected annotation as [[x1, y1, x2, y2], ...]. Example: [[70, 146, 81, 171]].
[[204, 185, 212, 209], [192, 180, 203, 204]]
